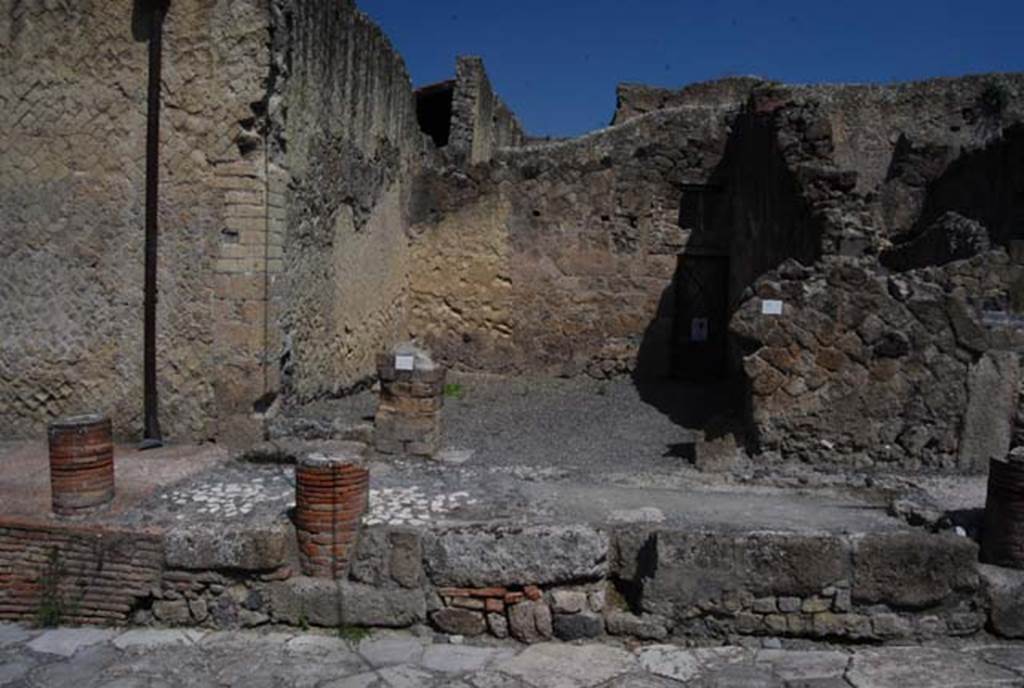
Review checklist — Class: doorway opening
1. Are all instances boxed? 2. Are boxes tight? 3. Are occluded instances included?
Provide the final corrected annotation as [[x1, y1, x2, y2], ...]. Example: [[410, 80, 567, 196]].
[[671, 253, 730, 382]]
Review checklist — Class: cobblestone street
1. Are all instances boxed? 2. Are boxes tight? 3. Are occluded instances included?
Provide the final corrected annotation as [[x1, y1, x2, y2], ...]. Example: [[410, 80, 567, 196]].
[[3, 623, 1024, 687]]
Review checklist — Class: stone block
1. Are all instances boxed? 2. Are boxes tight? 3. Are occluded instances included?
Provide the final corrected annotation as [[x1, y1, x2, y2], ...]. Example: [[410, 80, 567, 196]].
[[871, 613, 912, 639], [642, 531, 850, 618], [778, 596, 801, 613], [349, 527, 424, 589], [693, 433, 739, 473], [801, 596, 830, 613], [852, 532, 979, 608], [339, 581, 426, 627], [431, 608, 487, 636], [552, 612, 603, 640], [487, 612, 509, 639], [979, 563, 1024, 638], [550, 589, 588, 614], [164, 524, 290, 572], [423, 525, 609, 586], [508, 601, 553, 643], [266, 576, 342, 627], [958, 350, 1019, 471], [152, 600, 191, 625], [604, 610, 669, 640]]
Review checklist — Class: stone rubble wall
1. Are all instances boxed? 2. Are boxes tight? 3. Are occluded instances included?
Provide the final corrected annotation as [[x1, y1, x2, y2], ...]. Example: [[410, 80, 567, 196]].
[[0, 0, 273, 442], [732, 254, 1024, 471], [727, 77, 1024, 471]]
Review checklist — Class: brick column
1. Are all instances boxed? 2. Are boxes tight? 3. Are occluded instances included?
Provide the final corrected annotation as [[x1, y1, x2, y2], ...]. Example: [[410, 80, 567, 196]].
[[48, 414, 115, 516], [375, 346, 446, 457], [293, 447, 368, 578]]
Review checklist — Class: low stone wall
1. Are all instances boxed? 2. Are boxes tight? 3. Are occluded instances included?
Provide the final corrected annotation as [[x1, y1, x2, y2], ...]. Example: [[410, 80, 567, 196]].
[[1, 510, 1004, 646]]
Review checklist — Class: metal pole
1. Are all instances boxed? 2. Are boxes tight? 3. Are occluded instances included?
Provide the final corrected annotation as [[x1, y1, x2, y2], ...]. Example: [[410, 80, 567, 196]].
[[141, 0, 168, 449]]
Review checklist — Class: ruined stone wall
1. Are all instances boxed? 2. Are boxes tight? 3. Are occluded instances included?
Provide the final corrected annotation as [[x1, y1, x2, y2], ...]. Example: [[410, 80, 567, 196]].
[[732, 256, 1022, 471], [729, 76, 1024, 471], [448, 56, 526, 164], [410, 105, 738, 378], [272, 1, 425, 404], [612, 77, 765, 125], [0, 0, 273, 442]]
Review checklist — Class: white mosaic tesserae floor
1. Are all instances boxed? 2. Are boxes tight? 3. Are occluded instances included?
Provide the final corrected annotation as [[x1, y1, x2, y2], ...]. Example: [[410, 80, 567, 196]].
[[365, 486, 477, 526]]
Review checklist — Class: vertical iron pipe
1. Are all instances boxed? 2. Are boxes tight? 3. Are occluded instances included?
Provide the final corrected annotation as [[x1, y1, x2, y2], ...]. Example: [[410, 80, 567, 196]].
[[142, 0, 168, 447]]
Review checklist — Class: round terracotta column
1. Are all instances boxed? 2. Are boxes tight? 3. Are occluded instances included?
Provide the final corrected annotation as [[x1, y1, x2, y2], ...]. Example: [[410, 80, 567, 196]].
[[294, 447, 369, 578], [48, 414, 115, 516]]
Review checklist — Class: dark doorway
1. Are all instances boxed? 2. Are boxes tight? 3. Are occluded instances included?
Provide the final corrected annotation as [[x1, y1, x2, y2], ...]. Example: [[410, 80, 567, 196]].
[[671, 254, 730, 381]]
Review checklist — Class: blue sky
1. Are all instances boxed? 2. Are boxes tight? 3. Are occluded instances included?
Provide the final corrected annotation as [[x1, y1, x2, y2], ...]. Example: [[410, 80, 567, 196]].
[[358, 0, 1023, 138]]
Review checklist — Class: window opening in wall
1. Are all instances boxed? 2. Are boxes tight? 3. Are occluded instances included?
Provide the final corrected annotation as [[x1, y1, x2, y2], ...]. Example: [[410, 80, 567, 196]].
[[415, 80, 455, 147]]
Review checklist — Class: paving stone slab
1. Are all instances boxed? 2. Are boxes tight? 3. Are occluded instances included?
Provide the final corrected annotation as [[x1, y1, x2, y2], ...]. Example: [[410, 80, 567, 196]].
[[24, 643, 122, 688], [321, 672, 380, 688], [494, 642, 635, 688], [755, 649, 850, 682], [285, 633, 360, 654], [377, 663, 439, 688], [846, 647, 1021, 687], [0, 654, 35, 686], [112, 628, 196, 650], [26, 627, 118, 657], [0, 622, 35, 649], [421, 644, 508, 673], [462, 670, 531, 687], [637, 645, 751, 683], [358, 635, 427, 667], [965, 645, 1024, 676]]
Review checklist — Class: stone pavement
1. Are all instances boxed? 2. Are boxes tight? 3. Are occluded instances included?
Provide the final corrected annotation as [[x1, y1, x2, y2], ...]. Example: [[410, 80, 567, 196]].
[[3, 623, 1024, 687]]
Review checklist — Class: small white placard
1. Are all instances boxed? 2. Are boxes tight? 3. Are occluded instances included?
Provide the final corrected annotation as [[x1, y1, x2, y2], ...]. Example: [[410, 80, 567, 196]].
[[690, 317, 709, 342], [395, 354, 415, 371], [761, 299, 784, 316]]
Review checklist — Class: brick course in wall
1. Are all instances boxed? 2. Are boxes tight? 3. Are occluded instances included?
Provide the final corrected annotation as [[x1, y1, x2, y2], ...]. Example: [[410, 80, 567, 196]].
[[0, 519, 162, 625]]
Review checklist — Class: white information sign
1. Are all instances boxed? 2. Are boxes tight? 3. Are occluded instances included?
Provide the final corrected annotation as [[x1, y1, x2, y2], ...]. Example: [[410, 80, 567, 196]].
[[761, 299, 784, 316], [690, 317, 709, 343], [395, 354, 415, 371]]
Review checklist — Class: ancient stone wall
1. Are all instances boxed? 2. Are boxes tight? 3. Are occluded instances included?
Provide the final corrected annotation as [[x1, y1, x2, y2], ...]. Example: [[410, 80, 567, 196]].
[[728, 76, 1024, 471], [0, 0, 274, 442], [612, 77, 765, 125], [410, 104, 739, 378], [272, 1, 425, 404], [448, 56, 526, 164]]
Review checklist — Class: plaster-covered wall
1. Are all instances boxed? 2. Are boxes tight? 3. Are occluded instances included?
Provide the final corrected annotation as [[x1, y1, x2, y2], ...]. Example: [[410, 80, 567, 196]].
[[0, 0, 272, 441]]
